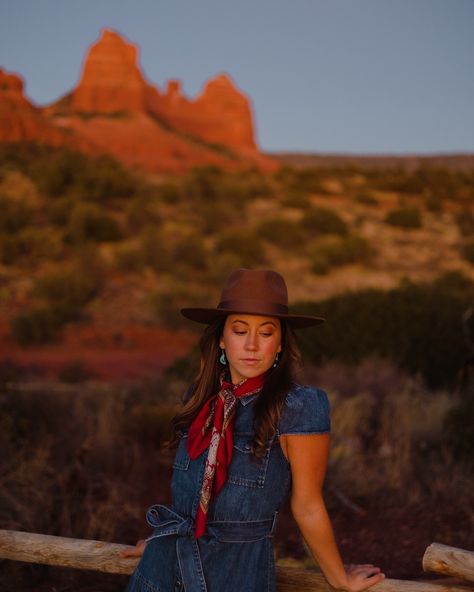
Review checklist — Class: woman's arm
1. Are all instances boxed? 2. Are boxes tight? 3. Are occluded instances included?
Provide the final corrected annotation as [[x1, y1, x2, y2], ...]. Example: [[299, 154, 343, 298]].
[[280, 433, 385, 592]]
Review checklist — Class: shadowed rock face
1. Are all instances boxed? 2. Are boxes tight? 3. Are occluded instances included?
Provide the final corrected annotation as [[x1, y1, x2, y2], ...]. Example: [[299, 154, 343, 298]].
[[0, 29, 274, 172]]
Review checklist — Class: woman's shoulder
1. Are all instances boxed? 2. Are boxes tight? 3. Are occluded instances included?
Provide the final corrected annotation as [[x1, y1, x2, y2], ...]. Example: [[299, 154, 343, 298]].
[[278, 383, 331, 436]]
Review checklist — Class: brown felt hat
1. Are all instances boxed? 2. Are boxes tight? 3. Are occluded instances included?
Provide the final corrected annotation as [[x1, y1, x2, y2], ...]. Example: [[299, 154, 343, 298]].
[[181, 269, 324, 329]]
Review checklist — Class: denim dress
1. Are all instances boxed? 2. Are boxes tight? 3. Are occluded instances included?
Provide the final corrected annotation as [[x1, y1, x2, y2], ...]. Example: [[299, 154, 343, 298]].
[[126, 384, 330, 592]]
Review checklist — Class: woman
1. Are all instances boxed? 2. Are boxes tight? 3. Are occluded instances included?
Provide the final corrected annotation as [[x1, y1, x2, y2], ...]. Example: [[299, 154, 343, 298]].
[[123, 269, 385, 591]]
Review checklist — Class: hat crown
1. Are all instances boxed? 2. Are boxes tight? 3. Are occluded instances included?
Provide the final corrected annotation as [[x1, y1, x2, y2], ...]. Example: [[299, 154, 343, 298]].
[[219, 269, 288, 313]]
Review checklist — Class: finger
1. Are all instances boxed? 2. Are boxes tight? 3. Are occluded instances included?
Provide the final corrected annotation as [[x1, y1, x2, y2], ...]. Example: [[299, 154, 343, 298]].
[[120, 547, 142, 558]]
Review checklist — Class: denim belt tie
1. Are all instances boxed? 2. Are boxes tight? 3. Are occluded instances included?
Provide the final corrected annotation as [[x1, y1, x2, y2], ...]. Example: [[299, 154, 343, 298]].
[[145, 504, 276, 592]]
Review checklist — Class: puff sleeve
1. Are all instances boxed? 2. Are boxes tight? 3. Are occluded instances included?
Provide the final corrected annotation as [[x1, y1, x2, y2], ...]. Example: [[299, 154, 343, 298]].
[[278, 384, 331, 435]]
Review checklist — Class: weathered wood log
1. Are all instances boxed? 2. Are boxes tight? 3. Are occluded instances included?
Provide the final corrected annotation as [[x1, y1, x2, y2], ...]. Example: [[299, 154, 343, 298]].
[[423, 543, 474, 583], [0, 529, 136, 575], [0, 530, 473, 592]]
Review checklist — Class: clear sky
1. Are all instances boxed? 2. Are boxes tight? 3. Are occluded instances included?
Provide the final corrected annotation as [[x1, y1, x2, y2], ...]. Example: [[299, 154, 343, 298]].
[[1, 0, 473, 154]]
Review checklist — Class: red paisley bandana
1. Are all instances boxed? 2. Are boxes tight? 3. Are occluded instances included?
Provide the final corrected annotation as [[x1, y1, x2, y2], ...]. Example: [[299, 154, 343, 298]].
[[187, 372, 265, 538]]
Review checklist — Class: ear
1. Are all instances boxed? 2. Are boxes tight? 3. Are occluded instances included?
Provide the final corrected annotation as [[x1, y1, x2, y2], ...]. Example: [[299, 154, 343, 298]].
[[219, 337, 225, 349], [277, 344, 282, 353]]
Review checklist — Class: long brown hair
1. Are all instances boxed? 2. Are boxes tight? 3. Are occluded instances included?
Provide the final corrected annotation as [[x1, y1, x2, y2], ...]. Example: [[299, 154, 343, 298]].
[[171, 316, 302, 457]]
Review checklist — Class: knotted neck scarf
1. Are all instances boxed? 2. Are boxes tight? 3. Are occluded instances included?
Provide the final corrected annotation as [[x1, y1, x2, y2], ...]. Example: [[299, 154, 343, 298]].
[[186, 372, 265, 538]]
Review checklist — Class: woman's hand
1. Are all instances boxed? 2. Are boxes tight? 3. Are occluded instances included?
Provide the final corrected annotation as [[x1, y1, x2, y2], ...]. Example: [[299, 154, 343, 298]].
[[341, 563, 385, 591], [120, 539, 147, 558]]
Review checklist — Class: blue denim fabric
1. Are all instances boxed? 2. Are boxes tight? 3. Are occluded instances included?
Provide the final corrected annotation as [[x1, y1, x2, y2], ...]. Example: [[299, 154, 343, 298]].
[[125, 384, 330, 592]]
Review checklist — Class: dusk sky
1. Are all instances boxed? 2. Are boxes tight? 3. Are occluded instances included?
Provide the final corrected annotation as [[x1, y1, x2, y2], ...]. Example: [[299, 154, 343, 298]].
[[1, 0, 473, 154]]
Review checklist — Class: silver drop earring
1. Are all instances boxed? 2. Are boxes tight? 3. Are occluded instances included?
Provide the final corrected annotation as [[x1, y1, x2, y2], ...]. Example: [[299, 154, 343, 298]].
[[273, 352, 280, 367], [219, 349, 227, 365]]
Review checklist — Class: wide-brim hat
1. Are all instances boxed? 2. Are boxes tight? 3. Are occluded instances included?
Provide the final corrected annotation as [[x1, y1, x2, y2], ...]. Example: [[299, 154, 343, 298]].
[[181, 269, 324, 329]]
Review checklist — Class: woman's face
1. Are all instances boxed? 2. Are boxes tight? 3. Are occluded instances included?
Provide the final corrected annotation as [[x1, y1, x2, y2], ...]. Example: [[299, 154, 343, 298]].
[[219, 314, 282, 384]]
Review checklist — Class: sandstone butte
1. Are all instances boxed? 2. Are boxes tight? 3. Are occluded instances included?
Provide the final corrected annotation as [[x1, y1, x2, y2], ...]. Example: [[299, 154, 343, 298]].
[[0, 29, 276, 173]]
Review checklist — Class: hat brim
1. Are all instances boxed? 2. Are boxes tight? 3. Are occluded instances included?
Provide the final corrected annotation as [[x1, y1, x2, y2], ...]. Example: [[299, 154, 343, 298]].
[[180, 307, 324, 329]]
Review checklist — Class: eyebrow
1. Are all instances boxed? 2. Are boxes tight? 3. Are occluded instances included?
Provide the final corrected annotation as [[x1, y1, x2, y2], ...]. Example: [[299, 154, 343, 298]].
[[231, 319, 278, 328]]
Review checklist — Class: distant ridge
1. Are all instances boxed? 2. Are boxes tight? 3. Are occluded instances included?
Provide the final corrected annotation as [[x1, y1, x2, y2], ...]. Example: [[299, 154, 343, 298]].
[[270, 152, 474, 171], [0, 29, 275, 173]]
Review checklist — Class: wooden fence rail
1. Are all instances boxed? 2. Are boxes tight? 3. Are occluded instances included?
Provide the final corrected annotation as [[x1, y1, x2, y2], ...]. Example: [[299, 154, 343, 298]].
[[0, 530, 472, 592]]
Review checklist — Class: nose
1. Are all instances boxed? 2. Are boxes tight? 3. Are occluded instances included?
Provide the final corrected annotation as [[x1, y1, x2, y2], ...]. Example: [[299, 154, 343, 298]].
[[245, 331, 258, 351]]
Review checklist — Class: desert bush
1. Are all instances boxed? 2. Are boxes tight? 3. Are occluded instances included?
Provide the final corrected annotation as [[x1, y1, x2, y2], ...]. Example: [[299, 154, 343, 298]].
[[257, 217, 305, 250], [0, 231, 62, 266], [294, 273, 474, 389], [309, 234, 374, 275], [48, 196, 76, 226], [354, 191, 378, 206], [34, 264, 102, 310], [58, 360, 97, 383], [184, 166, 223, 202], [0, 195, 34, 233], [158, 182, 183, 204], [385, 206, 422, 229], [301, 206, 348, 237], [281, 190, 311, 209], [31, 149, 137, 200], [444, 386, 474, 463], [215, 229, 267, 267], [425, 194, 443, 212], [461, 239, 474, 264], [139, 225, 173, 272], [173, 234, 208, 271], [10, 307, 63, 345], [66, 203, 122, 243], [126, 195, 162, 233], [125, 404, 178, 448], [114, 243, 147, 273], [275, 166, 331, 195], [149, 283, 211, 329], [10, 255, 104, 344], [455, 209, 474, 237]]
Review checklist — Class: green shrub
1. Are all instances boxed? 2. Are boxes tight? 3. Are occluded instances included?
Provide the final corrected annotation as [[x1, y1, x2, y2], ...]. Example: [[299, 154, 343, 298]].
[[158, 182, 182, 204], [461, 239, 474, 264], [257, 218, 305, 249], [455, 209, 474, 237], [125, 404, 178, 447], [294, 273, 474, 389], [48, 196, 76, 226], [149, 284, 210, 329], [0, 235, 24, 265], [0, 195, 34, 233], [281, 190, 311, 209], [385, 206, 422, 229], [275, 166, 331, 194], [126, 195, 162, 233], [31, 149, 137, 200], [10, 307, 63, 345], [354, 192, 378, 206], [173, 234, 208, 271], [0, 228, 62, 265], [215, 229, 267, 267], [67, 204, 122, 243], [309, 235, 374, 274], [139, 226, 172, 272], [184, 166, 223, 202], [444, 388, 474, 463], [301, 207, 348, 236], [114, 243, 147, 273], [425, 194, 443, 213]]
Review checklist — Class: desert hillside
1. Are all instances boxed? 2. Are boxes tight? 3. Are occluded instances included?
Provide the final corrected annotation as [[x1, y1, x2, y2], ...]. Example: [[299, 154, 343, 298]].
[[0, 142, 473, 380]]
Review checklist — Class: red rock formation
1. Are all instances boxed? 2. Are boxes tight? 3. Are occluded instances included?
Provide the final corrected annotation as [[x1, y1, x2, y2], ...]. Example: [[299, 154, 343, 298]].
[[0, 68, 91, 149], [72, 29, 150, 114], [1, 29, 276, 173]]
